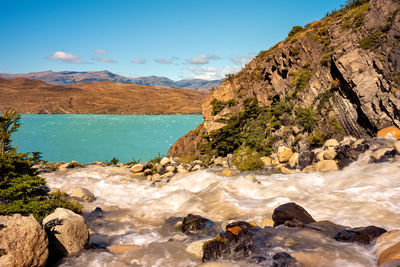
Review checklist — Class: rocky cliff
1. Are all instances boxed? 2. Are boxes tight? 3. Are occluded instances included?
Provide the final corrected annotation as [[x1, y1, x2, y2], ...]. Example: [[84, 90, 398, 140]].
[[168, 0, 400, 159]]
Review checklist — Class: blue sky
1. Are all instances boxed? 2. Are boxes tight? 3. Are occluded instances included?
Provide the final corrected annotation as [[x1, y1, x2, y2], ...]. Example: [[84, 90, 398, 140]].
[[0, 0, 347, 80]]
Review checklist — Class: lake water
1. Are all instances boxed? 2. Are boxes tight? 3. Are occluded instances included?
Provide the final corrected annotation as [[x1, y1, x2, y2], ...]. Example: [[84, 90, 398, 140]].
[[12, 114, 203, 164]]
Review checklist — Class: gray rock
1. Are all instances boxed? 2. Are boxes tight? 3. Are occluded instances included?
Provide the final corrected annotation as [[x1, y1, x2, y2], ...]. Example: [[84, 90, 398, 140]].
[[42, 208, 89, 260]]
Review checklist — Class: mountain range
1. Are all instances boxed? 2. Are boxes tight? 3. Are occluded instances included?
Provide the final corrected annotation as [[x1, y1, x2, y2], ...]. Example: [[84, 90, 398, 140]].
[[0, 70, 222, 91]]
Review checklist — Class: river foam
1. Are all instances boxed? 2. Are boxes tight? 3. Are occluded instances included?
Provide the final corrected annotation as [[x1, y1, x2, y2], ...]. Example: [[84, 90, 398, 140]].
[[42, 159, 400, 266]]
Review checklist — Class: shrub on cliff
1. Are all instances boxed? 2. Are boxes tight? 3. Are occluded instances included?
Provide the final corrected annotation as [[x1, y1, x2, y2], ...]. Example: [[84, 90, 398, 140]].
[[0, 109, 82, 222]]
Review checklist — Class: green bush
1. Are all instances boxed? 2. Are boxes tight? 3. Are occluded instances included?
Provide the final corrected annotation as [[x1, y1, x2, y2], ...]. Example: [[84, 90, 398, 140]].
[[359, 29, 386, 49], [233, 146, 264, 171], [296, 107, 316, 132], [288, 26, 304, 38], [289, 67, 312, 98], [0, 109, 82, 222]]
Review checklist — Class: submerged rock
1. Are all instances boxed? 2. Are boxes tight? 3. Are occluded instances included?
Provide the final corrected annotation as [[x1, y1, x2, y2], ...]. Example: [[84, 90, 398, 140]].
[[272, 202, 316, 227], [182, 214, 216, 236], [70, 188, 96, 202], [0, 214, 49, 267], [334, 225, 386, 245]]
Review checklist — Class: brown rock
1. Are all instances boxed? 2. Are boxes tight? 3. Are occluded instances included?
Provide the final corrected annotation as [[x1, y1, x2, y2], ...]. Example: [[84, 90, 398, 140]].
[[377, 126, 400, 140], [0, 214, 49, 267], [272, 202, 316, 227], [70, 187, 96, 202], [379, 242, 400, 266], [288, 153, 299, 168], [323, 139, 339, 147], [130, 163, 144, 173], [317, 160, 338, 172], [277, 146, 293, 163], [221, 169, 237, 176], [260, 156, 272, 166]]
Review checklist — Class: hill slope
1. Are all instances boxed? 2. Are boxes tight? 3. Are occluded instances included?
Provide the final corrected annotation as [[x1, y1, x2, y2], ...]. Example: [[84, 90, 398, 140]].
[[168, 0, 400, 159], [0, 71, 222, 90], [0, 77, 206, 114]]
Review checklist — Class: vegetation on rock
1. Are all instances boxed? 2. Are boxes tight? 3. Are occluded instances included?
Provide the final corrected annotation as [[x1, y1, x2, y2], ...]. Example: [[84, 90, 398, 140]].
[[0, 109, 82, 222]]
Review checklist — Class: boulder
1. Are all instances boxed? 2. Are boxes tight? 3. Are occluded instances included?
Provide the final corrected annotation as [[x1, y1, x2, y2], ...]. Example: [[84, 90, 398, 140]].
[[379, 242, 400, 266], [0, 214, 48, 267], [130, 163, 144, 173], [160, 157, 170, 166], [317, 160, 338, 172], [42, 208, 89, 261], [371, 148, 396, 161], [165, 165, 176, 172], [334, 225, 386, 245], [260, 156, 272, 166], [277, 146, 293, 163], [182, 214, 216, 236], [298, 151, 315, 169], [316, 151, 325, 162], [375, 230, 400, 256], [323, 147, 337, 160], [70, 188, 95, 202], [377, 126, 400, 140], [272, 202, 316, 227], [323, 139, 339, 147]]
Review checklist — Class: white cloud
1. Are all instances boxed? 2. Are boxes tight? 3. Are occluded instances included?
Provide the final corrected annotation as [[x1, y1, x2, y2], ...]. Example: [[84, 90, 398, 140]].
[[230, 53, 256, 65], [131, 58, 147, 64], [48, 51, 83, 64], [95, 49, 107, 55], [94, 57, 117, 63], [182, 65, 241, 80], [154, 57, 178, 64], [187, 54, 220, 65]]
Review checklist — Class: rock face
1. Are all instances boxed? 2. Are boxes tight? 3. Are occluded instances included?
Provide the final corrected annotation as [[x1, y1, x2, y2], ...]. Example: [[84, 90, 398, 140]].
[[0, 214, 49, 267], [169, 0, 400, 159], [42, 208, 89, 262]]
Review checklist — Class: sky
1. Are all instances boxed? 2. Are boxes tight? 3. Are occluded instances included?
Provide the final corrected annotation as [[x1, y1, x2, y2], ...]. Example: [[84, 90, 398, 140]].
[[0, 0, 348, 81]]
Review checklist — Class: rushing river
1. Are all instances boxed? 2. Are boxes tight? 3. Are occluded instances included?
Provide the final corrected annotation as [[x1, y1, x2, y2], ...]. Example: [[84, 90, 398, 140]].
[[42, 155, 400, 266], [13, 114, 203, 164]]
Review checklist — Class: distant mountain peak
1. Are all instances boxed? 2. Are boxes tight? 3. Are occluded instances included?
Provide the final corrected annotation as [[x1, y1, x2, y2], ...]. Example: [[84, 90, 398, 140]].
[[0, 70, 222, 90]]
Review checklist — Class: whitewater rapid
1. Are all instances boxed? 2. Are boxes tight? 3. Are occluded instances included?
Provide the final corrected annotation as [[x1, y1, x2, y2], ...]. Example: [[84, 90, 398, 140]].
[[42, 158, 400, 266]]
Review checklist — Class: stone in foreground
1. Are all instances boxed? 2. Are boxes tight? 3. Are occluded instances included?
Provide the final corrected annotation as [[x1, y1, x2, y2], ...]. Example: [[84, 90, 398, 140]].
[[0, 214, 49, 267], [272, 202, 316, 227]]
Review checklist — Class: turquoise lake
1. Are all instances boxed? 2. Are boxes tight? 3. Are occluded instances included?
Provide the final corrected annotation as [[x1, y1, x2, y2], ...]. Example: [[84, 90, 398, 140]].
[[12, 114, 203, 164]]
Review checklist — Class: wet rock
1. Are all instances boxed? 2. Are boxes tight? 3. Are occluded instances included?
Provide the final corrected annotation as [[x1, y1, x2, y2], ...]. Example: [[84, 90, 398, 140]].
[[379, 242, 400, 266], [186, 239, 212, 258], [202, 236, 229, 262], [323, 139, 339, 147], [42, 208, 89, 261], [272, 202, 316, 227], [371, 148, 397, 162], [272, 252, 297, 267], [298, 151, 314, 169], [337, 158, 355, 169], [374, 230, 400, 256], [160, 157, 170, 166], [182, 214, 216, 236], [70, 187, 95, 202], [334, 225, 386, 245], [277, 146, 293, 163], [377, 126, 400, 140], [305, 220, 348, 237], [130, 163, 144, 173], [0, 214, 49, 267], [317, 160, 338, 172]]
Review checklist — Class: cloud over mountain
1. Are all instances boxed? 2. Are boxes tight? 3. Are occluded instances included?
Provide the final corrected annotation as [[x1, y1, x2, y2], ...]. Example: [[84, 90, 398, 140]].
[[187, 54, 220, 65]]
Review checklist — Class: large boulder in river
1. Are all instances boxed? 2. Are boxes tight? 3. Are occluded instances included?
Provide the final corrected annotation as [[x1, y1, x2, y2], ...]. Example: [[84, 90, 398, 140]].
[[0, 214, 49, 267], [272, 202, 316, 227], [182, 214, 216, 236], [334, 225, 386, 245], [42, 208, 89, 261]]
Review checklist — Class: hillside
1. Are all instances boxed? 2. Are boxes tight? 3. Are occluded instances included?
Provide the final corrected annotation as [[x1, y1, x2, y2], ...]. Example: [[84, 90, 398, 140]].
[[0, 77, 206, 114], [168, 0, 400, 159], [0, 71, 222, 91]]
